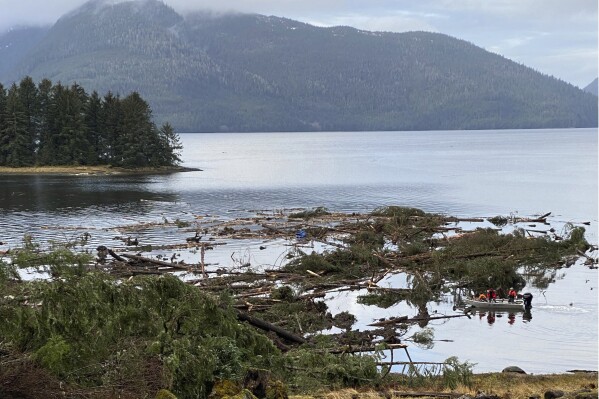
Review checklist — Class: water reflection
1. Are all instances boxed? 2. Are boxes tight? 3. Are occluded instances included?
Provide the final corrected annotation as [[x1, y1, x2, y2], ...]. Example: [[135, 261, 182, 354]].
[[473, 309, 533, 325], [0, 175, 179, 212]]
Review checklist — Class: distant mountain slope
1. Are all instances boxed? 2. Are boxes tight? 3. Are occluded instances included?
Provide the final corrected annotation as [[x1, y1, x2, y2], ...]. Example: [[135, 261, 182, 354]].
[[0, 26, 49, 78], [1, 0, 596, 132], [583, 78, 598, 96]]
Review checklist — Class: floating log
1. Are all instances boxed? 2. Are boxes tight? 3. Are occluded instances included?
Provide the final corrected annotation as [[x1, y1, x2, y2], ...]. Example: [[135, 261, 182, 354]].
[[405, 314, 470, 322], [368, 316, 409, 327], [235, 288, 274, 299], [368, 313, 468, 327], [119, 253, 192, 271], [236, 310, 305, 344], [516, 212, 551, 224], [107, 248, 125, 262], [445, 217, 485, 223], [324, 343, 408, 354]]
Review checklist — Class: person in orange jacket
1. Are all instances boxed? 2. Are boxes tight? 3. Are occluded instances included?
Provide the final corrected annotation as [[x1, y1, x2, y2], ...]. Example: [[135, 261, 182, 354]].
[[508, 287, 517, 303]]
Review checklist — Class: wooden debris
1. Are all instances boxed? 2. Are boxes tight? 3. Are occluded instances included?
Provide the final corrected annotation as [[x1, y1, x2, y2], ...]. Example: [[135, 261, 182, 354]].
[[236, 310, 306, 344]]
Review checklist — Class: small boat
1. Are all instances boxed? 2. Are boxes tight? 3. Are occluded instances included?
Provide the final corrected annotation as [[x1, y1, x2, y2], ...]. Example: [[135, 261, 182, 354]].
[[463, 298, 526, 311]]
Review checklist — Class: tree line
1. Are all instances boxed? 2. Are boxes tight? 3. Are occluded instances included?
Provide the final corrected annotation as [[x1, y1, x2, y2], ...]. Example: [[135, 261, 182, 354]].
[[0, 76, 181, 168]]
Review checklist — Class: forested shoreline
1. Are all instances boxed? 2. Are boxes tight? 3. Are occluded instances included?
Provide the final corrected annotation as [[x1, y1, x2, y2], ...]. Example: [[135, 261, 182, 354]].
[[0, 77, 182, 168]]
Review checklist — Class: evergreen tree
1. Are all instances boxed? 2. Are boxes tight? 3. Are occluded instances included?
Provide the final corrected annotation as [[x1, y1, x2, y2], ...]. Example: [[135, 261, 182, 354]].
[[0, 83, 6, 148], [119, 92, 157, 167], [158, 122, 182, 166], [0, 84, 33, 166], [85, 91, 103, 165], [46, 83, 90, 164], [36, 78, 54, 165], [44, 83, 68, 165], [17, 76, 39, 162], [65, 84, 91, 165], [98, 91, 123, 164], [1, 78, 181, 168]]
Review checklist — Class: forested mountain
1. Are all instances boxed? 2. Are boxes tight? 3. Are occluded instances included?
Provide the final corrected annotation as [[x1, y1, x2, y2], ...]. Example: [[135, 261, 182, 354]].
[[0, 26, 49, 78], [583, 78, 598, 96], [1, 0, 596, 132]]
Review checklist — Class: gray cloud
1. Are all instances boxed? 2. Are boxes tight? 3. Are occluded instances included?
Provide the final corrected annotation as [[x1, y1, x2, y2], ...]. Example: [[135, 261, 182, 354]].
[[0, 0, 596, 86]]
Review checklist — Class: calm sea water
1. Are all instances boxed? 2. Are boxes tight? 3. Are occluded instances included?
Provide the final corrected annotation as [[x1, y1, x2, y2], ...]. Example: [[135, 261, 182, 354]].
[[0, 128, 597, 373]]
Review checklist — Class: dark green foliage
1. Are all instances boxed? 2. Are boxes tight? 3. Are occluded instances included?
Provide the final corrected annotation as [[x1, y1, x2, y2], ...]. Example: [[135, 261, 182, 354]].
[[0, 84, 34, 166], [12, 237, 92, 278], [286, 348, 381, 390], [371, 206, 427, 218], [284, 252, 339, 275], [0, 258, 19, 287], [118, 92, 159, 167], [442, 357, 474, 389], [271, 286, 296, 302], [0, 271, 283, 398], [331, 311, 356, 330], [261, 299, 333, 335], [410, 328, 435, 350], [357, 291, 407, 308], [285, 207, 588, 311], [0, 77, 181, 167], [157, 122, 183, 166], [284, 245, 384, 280], [347, 230, 385, 248], [1, 1, 596, 132], [488, 215, 509, 227], [288, 207, 330, 219], [561, 226, 590, 252], [432, 226, 590, 292]]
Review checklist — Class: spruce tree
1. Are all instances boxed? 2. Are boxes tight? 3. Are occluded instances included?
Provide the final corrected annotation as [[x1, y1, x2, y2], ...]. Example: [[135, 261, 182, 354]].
[[1, 78, 181, 168], [99, 92, 123, 165], [1, 84, 33, 166], [65, 84, 91, 165], [36, 79, 54, 165], [85, 91, 103, 165], [17, 77, 39, 163], [158, 122, 182, 166], [119, 92, 156, 167], [0, 83, 6, 160], [45, 83, 68, 165]]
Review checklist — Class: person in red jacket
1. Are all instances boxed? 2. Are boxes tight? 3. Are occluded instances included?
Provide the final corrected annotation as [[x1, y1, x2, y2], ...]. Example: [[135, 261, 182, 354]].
[[508, 287, 517, 303]]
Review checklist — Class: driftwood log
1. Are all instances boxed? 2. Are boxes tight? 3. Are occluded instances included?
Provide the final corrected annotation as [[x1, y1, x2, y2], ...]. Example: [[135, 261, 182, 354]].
[[235, 310, 306, 344]]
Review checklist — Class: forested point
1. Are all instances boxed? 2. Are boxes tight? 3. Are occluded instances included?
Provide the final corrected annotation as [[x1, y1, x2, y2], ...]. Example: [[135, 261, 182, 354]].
[[0, 76, 182, 168]]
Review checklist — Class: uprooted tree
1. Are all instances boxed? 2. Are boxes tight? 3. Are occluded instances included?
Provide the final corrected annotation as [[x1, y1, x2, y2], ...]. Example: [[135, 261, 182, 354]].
[[0, 206, 594, 398]]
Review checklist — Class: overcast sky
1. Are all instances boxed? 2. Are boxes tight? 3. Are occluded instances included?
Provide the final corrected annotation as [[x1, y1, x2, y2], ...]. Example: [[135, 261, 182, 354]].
[[0, 0, 597, 88]]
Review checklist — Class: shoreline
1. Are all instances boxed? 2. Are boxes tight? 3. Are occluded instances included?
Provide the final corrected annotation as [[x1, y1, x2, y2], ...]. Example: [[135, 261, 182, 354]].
[[0, 165, 201, 176]]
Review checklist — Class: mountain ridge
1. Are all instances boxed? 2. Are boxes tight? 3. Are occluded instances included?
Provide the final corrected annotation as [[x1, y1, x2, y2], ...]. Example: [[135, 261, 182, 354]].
[[583, 78, 598, 96], [1, 0, 596, 132]]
